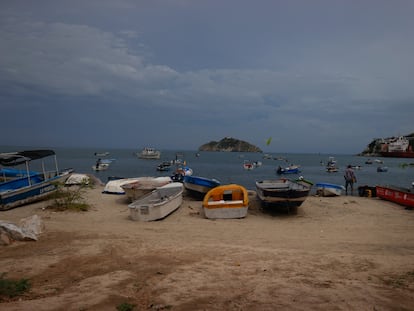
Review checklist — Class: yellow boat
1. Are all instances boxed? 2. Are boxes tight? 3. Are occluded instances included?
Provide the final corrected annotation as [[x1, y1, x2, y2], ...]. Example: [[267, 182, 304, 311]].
[[202, 184, 249, 219]]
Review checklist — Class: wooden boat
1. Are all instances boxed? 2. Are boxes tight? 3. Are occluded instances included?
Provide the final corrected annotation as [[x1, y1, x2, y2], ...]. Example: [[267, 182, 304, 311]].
[[0, 150, 73, 210], [315, 182, 345, 197], [121, 176, 172, 202], [202, 184, 249, 219], [136, 147, 161, 159], [255, 178, 311, 207], [376, 185, 414, 209], [128, 183, 183, 221], [183, 175, 220, 197]]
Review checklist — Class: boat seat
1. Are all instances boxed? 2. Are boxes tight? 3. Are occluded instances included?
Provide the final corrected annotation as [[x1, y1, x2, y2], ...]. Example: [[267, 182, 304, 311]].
[[207, 200, 244, 206]]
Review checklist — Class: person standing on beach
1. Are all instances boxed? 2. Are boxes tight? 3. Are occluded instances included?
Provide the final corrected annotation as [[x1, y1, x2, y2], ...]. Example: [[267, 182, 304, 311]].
[[344, 165, 357, 195]]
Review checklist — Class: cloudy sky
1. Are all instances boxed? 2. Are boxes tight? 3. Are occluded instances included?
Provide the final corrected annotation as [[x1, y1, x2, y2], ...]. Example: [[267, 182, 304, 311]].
[[1, 0, 413, 154]]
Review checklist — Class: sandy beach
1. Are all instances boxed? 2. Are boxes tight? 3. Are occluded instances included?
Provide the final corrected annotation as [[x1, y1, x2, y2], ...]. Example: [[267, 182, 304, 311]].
[[1, 184, 414, 311]]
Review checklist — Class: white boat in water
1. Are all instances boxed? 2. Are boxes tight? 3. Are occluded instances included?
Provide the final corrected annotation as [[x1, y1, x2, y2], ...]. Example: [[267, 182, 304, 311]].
[[137, 147, 161, 159], [315, 182, 345, 197], [0, 150, 73, 210], [121, 176, 172, 202], [128, 183, 183, 221]]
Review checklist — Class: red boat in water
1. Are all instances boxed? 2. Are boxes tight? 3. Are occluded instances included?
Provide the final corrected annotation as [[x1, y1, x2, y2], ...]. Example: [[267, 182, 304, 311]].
[[376, 185, 414, 209]]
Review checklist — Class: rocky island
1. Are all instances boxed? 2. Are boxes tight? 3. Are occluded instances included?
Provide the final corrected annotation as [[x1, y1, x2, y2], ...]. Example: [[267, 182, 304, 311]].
[[198, 137, 262, 152]]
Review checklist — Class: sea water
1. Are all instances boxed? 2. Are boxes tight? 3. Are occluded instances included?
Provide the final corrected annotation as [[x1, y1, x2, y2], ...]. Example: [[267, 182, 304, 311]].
[[2, 147, 414, 191]]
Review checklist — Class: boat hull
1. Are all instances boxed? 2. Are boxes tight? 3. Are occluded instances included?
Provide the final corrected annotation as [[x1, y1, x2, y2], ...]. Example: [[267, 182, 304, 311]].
[[183, 176, 220, 196], [128, 183, 183, 221], [376, 185, 414, 208], [121, 177, 172, 202], [379, 151, 414, 158], [315, 183, 345, 196], [202, 184, 249, 219], [255, 179, 311, 207], [0, 171, 72, 211]]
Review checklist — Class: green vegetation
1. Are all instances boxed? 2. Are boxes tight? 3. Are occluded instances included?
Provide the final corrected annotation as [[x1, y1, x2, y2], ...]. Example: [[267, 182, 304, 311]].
[[46, 182, 92, 211], [380, 270, 414, 288], [116, 302, 136, 311], [0, 273, 31, 299]]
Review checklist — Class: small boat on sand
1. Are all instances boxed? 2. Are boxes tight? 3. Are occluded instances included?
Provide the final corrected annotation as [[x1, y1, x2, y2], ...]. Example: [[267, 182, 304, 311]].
[[376, 185, 414, 209], [315, 182, 345, 197], [103, 178, 142, 194], [255, 178, 312, 207], [183, 175, 220, 197], [202, 184, 249, 219], [128, 183, 183, 221]]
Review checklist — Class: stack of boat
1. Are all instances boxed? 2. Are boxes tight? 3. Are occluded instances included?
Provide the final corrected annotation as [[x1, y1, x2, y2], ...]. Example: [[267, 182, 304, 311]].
[[121, 176, 172, 202]]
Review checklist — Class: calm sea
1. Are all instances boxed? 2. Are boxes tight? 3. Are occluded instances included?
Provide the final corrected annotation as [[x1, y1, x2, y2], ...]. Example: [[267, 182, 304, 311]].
[[2, 147, 414, 191]]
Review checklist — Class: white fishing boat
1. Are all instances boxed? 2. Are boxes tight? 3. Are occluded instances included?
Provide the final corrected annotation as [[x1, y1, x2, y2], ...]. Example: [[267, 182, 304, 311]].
[[121, 176, 172, 202], [128, 183, 183, 221], [136, 147, 161, 159]]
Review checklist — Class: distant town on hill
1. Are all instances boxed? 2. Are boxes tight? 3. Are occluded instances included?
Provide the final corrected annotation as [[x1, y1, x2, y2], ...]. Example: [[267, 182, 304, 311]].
[[359, 132, 414, 156]]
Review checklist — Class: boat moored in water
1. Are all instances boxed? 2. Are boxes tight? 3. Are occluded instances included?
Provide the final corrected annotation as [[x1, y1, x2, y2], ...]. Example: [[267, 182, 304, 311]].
[[137, 147, 161, 159]]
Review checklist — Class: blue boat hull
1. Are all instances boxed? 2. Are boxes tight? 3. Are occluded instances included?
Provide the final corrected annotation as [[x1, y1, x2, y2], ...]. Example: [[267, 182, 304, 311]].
[[0, 172, 72, 210], [183, 175, 220, 196]]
